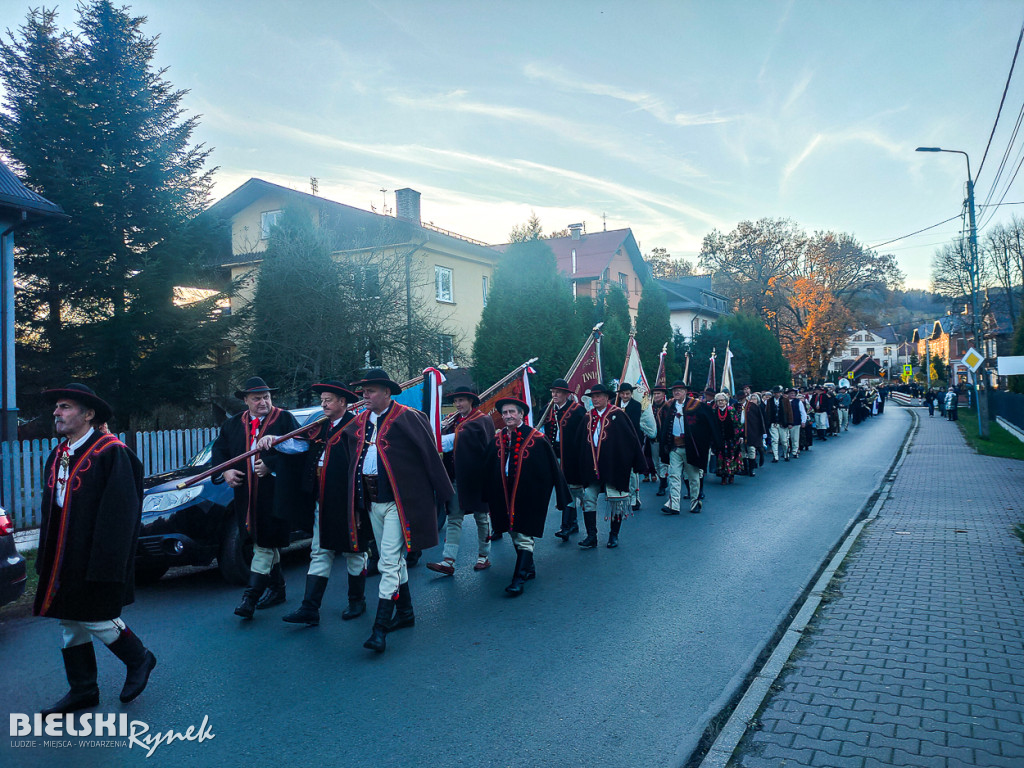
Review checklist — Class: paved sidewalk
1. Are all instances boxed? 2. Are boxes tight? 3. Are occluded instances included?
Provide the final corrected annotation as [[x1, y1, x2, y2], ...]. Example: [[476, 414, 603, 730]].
[[731, 409, 1024, 768]]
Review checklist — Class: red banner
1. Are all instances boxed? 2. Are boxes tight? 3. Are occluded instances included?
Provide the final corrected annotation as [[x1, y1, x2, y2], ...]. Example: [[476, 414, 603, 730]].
[[565, 334, 602, 399]]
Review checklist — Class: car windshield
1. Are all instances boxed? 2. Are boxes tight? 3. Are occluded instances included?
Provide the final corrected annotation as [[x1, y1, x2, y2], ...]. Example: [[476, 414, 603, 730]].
[[185, 406, 323, 469]]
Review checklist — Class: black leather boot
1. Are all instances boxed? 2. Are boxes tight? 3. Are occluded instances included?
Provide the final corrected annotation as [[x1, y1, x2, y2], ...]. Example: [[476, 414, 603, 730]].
[[683, 478, 691, 500], [554, 505, 578, 541], [363, 598, 394, 653], [608, 516, 622, 548], [282, 574, 329, 625], [256, 563, 286, 609], [42, 643, 99, 715], [505, 549, 528, 596], [384, 581, 414, 631], [106, 627, 157, 703], [577, 508, 598, 548], [235, 571, 270, 619], [656, 477, 668, 496], [341, 573, 367, 620]]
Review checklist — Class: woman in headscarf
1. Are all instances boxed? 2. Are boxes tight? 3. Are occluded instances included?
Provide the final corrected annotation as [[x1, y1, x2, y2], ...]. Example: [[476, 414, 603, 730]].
[[713, 392, 744, 485]]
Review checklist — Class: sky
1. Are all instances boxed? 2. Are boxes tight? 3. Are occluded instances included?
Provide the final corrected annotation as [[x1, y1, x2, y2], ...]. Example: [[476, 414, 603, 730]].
[[5, 0, 1024, 290]]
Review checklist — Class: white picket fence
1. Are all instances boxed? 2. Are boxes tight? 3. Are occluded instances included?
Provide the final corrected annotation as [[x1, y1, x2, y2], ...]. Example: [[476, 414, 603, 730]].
[[0, 427, 217, 530]]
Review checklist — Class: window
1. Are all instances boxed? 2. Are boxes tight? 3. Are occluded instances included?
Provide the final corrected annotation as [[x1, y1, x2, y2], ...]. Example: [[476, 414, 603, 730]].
[[866, 348, 875, 357], [438, 334, 454, 364], [571, 249, 577, 274], [701, 319, 708, 330], [354, 266, 379, 297], [572, 281, 577, 300], [260, 210, 283, 239], [850, 347, 859, 356], [435, 266, 454, 303], [884, 346, 892, 357], [482, 275, 489, 307], [618, 273, 629, 292]]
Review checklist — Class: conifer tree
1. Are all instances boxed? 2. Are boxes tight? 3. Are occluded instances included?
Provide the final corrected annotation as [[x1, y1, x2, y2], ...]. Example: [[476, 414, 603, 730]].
[[472, 238, 576, 394], [635, 278, 679, 384], [0, 2, 224, 429]]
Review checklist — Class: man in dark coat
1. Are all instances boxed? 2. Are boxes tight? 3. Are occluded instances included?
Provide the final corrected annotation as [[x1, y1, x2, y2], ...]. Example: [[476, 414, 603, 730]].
[[427, 386, 495, 576], [543, 378, 587, 541], [212, 377, 307, 620], [740, 389, 766, 477], [35, 384, 155, 715], [282, 381, 363, 627], [650, 387, 671, 496], [484, 398, 571, 596], [659, 381, 722, 514], [764, 385, 794, 462], [577, 383, 647, 549], [617, 382, 646, 512], [343, 369, 454, 654]]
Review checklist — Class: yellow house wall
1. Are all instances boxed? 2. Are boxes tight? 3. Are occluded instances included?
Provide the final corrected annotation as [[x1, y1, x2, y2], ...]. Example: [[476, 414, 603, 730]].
[[226, 226, 496, 366], [229, 194, 319, 258], [604, 249, 643, 315]]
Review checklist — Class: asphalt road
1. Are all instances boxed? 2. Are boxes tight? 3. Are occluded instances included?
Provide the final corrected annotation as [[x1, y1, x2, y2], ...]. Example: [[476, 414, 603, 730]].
[[1, 407, 910, 768]]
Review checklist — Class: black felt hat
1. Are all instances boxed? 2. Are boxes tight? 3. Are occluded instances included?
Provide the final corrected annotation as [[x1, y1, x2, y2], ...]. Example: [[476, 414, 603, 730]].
[[585, 383, 614, 397], [670, 380, 689, 390], [549, 379, 572, 392], [44, 383, 113, 424], [311, 381, 359, 402], [234, 376, 277, 400], [617, 382, 634, 393], [352, 368, 402, 396], [495, 397, 529, 416], [446, 386, 481, 406]]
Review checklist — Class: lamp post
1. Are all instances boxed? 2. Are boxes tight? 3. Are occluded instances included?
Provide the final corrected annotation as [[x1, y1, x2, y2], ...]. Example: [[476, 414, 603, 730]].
[[915, 146, 989, 438]]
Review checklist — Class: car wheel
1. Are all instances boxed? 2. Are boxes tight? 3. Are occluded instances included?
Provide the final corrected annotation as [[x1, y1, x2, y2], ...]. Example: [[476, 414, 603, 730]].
[[134, 565, 169, 585], [218, 517, 253, 586]]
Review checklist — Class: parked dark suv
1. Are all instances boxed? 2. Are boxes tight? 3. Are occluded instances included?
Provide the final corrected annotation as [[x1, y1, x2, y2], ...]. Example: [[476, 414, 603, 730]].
[[137, 407, 319, 585], [0, 506, 27, 608]]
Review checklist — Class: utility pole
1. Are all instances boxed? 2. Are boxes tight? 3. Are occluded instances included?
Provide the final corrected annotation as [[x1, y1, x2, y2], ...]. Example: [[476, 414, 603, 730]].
[[916, 146, 989, 437]]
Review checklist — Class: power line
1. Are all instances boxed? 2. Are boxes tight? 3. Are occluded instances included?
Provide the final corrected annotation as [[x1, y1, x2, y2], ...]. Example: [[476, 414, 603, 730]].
[[976, 20, 1024, 184], [867, 214, 962, 250]]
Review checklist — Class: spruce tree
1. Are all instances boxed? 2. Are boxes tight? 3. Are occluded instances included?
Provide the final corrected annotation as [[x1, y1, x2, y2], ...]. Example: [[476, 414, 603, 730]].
[[599, 284, 632, 382], [472, 238, 576, 395], [0, 2, 223, 429], [635, 279, 679, 384]]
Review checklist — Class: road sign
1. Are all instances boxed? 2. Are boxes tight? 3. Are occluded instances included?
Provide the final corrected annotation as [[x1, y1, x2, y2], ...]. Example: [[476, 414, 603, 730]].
[[846, 372, 854, 380], [962, 347, 984, 372], [903, 364, 912, 376]]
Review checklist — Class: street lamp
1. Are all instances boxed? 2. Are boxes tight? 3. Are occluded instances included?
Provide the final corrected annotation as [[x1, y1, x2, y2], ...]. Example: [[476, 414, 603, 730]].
[[915, 146, 989, 437]]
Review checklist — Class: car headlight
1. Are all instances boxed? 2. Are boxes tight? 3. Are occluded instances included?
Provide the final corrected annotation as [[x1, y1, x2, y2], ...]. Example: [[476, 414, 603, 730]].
[[143, 486, 203, 513]]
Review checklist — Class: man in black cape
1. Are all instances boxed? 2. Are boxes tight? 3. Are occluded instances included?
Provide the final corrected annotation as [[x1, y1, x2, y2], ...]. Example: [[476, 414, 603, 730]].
[[35, 384, 155, 714], [427, 386, 495, 576], [543, 378, 587, 541], [484, 398, 571, 596], [577, 383, 647, 549], [342, 369, 454, 654], [282, 381, 365, 626], [212, 377, 309, 620]]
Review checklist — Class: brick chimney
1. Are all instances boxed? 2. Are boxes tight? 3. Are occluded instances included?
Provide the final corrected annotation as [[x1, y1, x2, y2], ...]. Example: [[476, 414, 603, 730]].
[[395, 188, 421, 225]]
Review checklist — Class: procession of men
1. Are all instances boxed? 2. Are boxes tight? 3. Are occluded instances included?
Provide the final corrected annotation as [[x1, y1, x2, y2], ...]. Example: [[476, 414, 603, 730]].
[[32, 365, 886, 711]]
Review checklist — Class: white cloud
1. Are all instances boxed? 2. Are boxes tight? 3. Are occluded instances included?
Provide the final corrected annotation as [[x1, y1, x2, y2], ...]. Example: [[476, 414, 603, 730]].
[[522, 62, 731, 127]]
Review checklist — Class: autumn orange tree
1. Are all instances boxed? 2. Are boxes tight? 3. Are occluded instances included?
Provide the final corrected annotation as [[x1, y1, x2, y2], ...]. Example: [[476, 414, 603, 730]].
[[789, 277, 853, 380], [699, 220, 903, 379]]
